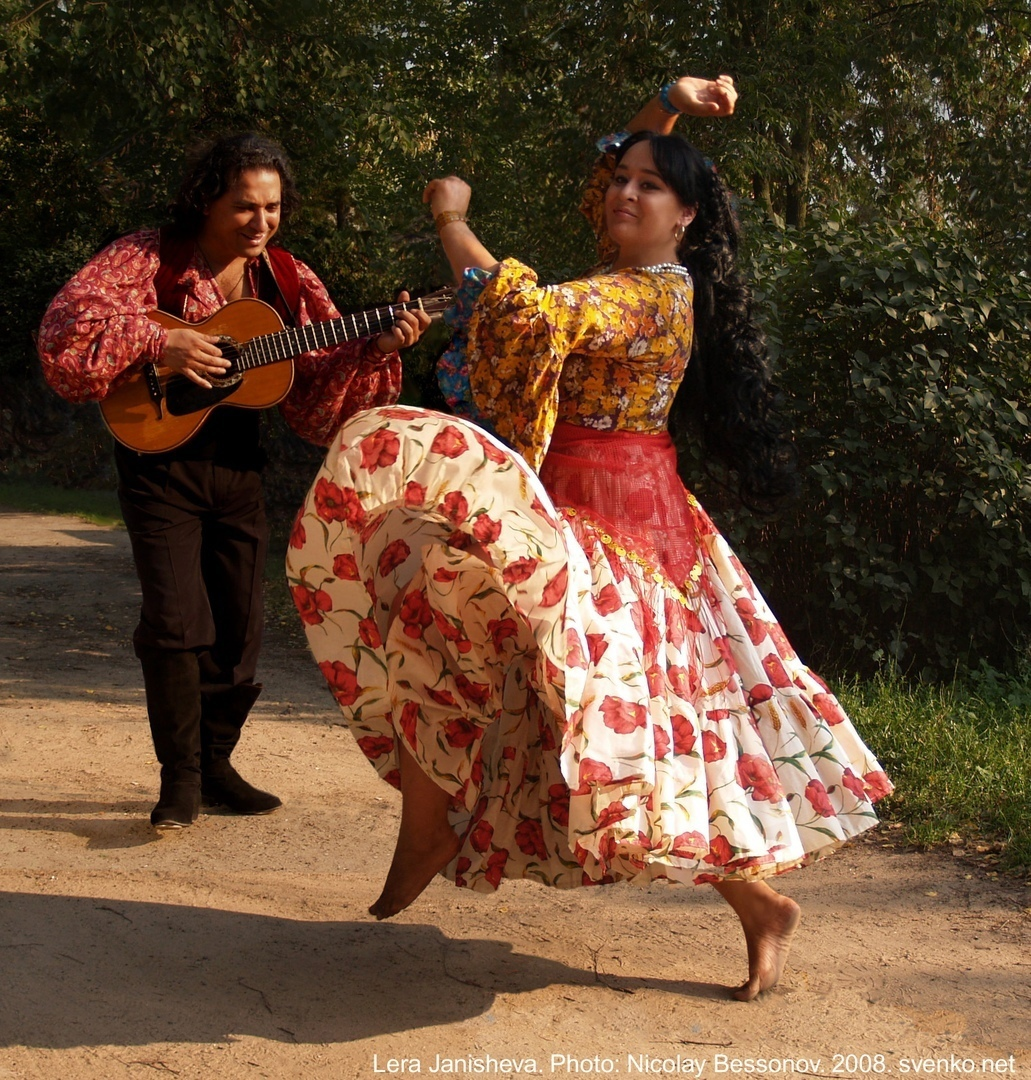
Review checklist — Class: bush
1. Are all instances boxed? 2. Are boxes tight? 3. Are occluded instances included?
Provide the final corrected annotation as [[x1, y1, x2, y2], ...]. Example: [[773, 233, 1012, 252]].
[[738, 211, 1031, 677]]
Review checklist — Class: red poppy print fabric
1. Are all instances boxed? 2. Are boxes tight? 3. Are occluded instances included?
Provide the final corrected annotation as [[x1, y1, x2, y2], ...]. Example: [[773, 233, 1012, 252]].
[[287, 407, 891, 893]]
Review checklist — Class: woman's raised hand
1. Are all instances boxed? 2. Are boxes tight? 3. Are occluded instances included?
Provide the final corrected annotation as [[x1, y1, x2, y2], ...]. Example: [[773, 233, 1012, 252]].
[[668, 75, 737, 117], [422, 176, 472, 218]]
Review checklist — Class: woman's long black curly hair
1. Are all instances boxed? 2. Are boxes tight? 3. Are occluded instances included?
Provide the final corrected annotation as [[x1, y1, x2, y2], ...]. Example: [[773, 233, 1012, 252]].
[[613, 131, 797, 509], [167, 132, 302, 239]]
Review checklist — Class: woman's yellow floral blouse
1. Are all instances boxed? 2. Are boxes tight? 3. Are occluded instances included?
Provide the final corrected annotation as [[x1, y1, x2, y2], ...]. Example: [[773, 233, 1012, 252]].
[[464, 151, 695, 473]]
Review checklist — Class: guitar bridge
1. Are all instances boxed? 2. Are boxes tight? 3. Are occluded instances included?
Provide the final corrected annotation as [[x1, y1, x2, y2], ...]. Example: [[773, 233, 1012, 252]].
[[143, 363, 165, 418]]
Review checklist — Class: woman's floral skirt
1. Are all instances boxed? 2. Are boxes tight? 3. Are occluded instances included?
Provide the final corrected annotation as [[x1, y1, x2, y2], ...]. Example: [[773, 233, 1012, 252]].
[[286, 406, 891, 892]]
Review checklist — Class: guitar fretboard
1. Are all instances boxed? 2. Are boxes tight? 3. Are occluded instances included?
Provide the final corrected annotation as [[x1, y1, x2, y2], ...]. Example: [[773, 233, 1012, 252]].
[[234, 297, 446, 370]]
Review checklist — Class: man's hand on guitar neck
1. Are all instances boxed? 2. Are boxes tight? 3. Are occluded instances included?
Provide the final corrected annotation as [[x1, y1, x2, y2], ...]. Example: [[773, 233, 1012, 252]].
[[162, 328, 232, 389], [373, 290, 433, 355]]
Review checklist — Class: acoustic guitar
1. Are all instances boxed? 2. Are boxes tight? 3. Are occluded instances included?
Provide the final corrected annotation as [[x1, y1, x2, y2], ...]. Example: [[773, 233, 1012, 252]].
[[100, 288, 453, 453]]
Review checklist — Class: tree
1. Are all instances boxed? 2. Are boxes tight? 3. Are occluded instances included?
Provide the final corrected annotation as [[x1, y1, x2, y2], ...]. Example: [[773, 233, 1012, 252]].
[[3, 0, 1029, 672]]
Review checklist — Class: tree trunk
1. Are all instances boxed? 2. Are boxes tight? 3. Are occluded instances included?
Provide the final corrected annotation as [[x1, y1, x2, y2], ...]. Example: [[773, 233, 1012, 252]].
[[785, 98, 813, 228]]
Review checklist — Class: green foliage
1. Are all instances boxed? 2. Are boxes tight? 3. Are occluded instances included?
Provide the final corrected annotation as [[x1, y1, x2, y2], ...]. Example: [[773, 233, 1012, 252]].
[[841, 669, 1031, 874], [741, 211, 1031, 676], [2, 0, 1030, 676]]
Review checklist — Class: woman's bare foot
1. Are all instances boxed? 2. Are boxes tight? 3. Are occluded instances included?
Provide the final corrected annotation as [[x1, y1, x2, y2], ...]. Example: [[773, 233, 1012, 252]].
[[713, 879, 801, 1001], [369, 819, 461, 920], [369, 737, 460, 920], [732, 892, 801, 1001]]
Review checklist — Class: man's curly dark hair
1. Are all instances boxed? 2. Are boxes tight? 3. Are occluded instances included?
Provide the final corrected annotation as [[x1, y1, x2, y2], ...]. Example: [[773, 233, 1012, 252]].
[[167, 132, 301, 239]]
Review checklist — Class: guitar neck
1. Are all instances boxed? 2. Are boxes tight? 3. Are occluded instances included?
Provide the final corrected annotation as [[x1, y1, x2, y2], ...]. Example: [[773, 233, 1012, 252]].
[[237, 301, 420, 370]]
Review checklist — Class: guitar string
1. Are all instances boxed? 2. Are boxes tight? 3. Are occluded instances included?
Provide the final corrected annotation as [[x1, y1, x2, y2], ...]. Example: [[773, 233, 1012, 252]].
[[239, 296, 452, 367]]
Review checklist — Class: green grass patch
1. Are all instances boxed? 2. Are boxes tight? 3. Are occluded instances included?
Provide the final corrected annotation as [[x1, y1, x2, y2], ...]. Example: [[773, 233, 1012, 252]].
[[840, 669, 1031, 875], [0, 480, 123, 526]]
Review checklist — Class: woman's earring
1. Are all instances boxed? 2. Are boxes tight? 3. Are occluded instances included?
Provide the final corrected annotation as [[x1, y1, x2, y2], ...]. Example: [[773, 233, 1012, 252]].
[[675, 224, 686, 242]]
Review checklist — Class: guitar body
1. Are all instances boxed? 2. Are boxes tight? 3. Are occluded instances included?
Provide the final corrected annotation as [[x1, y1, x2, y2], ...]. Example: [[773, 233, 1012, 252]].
[[100, 299, 294, 453], [97, 286, 454, 454]]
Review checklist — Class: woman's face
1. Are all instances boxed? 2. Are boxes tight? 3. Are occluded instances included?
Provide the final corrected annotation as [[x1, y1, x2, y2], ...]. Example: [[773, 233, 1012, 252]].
[[604, 142, 695, 264], [199, 167, 282, 266]]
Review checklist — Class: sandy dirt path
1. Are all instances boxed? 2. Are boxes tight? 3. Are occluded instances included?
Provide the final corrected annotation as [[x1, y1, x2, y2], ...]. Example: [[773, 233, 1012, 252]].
[[1, 507, 1028, 1080]]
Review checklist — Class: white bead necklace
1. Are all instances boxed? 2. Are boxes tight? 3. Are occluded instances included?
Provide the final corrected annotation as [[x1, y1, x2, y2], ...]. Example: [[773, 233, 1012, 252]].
[[635, 262, 691, 276], [605, 261, 691, 277]]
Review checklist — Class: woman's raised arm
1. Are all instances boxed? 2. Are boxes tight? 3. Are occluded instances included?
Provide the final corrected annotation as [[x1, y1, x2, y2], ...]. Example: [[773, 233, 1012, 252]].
[[626, 74, 737, 135], [422, 176, 499, 283]]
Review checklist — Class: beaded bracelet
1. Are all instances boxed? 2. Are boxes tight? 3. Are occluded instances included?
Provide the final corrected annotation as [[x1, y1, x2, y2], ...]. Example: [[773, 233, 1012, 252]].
[[659, 83, 682, 116], [435, 210, 467, 231]]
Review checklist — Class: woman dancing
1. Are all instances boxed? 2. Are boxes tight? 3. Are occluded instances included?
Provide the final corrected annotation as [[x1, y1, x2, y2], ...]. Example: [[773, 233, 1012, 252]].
[[286, 74, 891, 1001]]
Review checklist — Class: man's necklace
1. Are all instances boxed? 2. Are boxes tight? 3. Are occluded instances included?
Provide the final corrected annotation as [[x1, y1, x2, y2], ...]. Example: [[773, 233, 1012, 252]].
[[211, 265, 246, 299], [198, 247, 247, 298]]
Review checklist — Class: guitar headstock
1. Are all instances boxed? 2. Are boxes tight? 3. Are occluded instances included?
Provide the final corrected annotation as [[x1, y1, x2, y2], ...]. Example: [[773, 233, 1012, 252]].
[[409, 287, 455, 320]]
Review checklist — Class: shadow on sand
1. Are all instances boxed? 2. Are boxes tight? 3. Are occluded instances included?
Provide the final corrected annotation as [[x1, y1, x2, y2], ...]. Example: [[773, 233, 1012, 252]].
[[0, 890, 723, 1049]]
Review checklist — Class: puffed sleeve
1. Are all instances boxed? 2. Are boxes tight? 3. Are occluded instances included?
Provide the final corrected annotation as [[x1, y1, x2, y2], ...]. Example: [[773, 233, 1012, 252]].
[[280, 259, 402, 447], [464, 259, 627, 471], [578, 132, 627, 268], [435, 266, 496, 431], [37, 231, 167, 402]]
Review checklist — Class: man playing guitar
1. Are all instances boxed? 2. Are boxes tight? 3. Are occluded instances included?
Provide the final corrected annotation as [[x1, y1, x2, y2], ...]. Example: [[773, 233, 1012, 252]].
[[38, 133, 432, 830]]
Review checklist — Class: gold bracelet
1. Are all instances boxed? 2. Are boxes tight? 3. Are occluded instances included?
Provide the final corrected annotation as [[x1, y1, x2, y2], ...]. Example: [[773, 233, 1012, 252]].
[[434, 210, 467, 231]]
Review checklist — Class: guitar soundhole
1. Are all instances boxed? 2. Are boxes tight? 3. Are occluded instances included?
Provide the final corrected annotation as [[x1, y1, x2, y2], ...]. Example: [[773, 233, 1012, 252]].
[[215, 336, 241, 366], [208, 371, 243, 389], [163, 337, 244, 416]]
